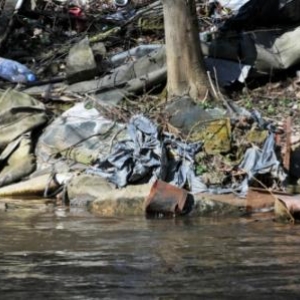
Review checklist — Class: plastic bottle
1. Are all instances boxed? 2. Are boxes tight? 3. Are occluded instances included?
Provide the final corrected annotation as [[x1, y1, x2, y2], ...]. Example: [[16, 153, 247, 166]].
[[113, 0, 130, 7], [0, 57, 36, 83]]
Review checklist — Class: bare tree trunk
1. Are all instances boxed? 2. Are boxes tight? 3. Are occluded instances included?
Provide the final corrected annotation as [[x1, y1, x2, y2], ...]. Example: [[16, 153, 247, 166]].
[[162, 0, 210, 101]]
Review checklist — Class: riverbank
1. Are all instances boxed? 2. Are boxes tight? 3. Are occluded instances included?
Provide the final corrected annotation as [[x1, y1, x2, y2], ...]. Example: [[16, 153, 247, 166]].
[[1, 1, 300, 222]]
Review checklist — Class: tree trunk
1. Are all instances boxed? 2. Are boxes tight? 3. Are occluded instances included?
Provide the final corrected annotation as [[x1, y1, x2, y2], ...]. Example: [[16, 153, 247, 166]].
[[162, 0, 210, 101]]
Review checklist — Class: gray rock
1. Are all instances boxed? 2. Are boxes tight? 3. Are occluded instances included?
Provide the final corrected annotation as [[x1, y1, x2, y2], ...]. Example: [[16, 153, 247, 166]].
[[0, 89, 47, 149], [90, 184, 151, 216], [0, 135, 36, 188], [67, 45, 166, 97], [67, 173, 115, 205], [66, 37, 98, 84], [165, 96, 213, 135], [91, 42, 107, 59], [192, 194, 244, 217], [89, 183, 244, 217]]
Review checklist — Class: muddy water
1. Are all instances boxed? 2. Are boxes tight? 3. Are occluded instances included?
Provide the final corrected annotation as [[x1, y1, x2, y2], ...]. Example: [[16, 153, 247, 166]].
[[1, 208, 300, 300]]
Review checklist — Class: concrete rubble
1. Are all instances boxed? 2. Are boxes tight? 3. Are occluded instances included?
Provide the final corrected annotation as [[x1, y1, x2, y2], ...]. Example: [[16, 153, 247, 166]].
[[1, 0, 300, 222]]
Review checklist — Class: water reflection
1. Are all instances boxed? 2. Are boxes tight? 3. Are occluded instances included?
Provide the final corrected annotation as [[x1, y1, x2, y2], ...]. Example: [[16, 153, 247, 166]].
[[1, 209, 300, 299]]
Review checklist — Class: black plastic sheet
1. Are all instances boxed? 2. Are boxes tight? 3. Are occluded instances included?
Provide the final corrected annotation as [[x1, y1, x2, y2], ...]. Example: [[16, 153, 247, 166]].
[[88, 114, 287, 197], [221, 0, 300, 31]]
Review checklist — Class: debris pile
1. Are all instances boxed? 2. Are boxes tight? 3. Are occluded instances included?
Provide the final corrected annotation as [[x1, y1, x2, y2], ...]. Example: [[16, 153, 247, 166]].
[[1, 0, 300, 222]]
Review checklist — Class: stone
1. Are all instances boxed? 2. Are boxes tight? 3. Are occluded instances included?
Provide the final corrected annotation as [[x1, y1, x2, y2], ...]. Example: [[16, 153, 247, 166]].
[[165, 96, 213, 136], [67, 173, 115, 205], [245, 128, 268, 145], [0, 0, 19, 37], [0, 174, 60, 197], [66, 37, 98, 83], [90, 183, 244, 217], [0, 135, 36, 187], [189, 118, 232, 154], [91, 42, 107, 59], [67, 45, 166, 98], [0, 89, 47, 149], [0, 198, 54, 211], [90, 184, 152, 216], [192, 194, 245, 217]]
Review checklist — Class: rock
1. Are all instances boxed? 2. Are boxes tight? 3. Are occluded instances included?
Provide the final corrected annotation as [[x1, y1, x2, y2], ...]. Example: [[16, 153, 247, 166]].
[[0, 198, 55, 211], [94, 89, 128, 107], [91, 42, 107, 59], [165, 96, 213, 135], [67, 173, 115, 206], [66, 37, 98, 83], [67, 45, 166, 100], [90, 184, 151, 216], [0, 135, 36, 187], [0, 174, 60, 197], [90, 183, 244, 217], [0, 89, 47, 149], [192, 194, 245, 217], [245, 128, 268, 145], [189, 118, 232, 154], [0, 0, 19, 37]]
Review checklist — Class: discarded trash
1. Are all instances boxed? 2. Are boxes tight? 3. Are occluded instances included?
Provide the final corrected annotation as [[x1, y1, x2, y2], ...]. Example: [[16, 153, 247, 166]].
[[87, 114, 208, 191], [88, 113, 287, 198], [105, 6, 136, 22], [145, 180, 194, 217], [220, 0, 300, 31], [109, 44, 163, 67], [0, 57, 36, 83], [113, 0, 130, 7], [88, 114, 162, 188], [210, 0, 250, 14], [0, 0, 299, 223], [237, 132, 287, 197]]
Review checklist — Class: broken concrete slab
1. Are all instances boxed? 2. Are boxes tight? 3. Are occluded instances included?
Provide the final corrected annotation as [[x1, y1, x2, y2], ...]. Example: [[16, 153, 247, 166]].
[[90, 184, 151, 216], [189, 118, 232, 154], [67, 173, 115, 203], [67, 45, 166, 99], [89, 183, 245, 217], [66, 37, 98, 84], [0, 134, 36, 187], [0, 174, 59, 197], [165, 96, 213, 136], [0, 89, 47, 149]]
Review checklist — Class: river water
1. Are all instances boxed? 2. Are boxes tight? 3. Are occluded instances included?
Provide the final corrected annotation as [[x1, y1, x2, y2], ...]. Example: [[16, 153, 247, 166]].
[[1, 207, 300, 300]]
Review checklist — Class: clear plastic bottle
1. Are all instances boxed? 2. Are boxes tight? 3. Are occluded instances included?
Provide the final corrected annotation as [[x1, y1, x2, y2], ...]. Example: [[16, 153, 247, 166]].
[[0, 57, 36, 83]]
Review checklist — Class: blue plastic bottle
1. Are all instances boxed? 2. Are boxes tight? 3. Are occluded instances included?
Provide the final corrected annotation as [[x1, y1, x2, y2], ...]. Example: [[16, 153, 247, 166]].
[[0, 57, 36, 83]]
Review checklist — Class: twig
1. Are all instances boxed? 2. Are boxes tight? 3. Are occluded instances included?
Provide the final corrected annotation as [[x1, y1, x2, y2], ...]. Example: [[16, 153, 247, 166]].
[[24, 76, 66, 87], [206, 70, 219, 100]]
